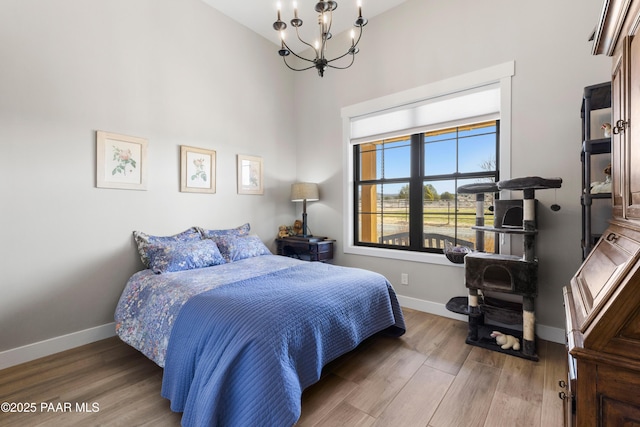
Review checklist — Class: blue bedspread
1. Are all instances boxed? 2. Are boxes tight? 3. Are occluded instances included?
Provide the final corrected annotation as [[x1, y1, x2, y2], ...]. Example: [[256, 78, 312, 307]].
[[161, 261, 405, 427], [116, 255, 300, 367]]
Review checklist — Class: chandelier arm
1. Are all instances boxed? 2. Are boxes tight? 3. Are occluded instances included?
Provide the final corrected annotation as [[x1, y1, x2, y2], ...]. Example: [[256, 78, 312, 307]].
[[294, 26, 318, 56], [326, 27, 364, 64], [327, 54, 356, 70], [282, 40, 317, 64], [282, 56, 317, 72], [326, 51, 352, 63]]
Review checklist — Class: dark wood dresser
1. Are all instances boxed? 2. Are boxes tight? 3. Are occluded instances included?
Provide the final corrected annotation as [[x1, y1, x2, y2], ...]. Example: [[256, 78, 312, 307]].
[[563, 1, 640, 425]]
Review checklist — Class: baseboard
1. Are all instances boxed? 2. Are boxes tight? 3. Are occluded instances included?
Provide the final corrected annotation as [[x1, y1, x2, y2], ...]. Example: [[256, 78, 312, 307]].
[[0, 323, 116, 371], [397, 294, 469, 322], [0, 296, 565, 371], [396, 295, 565, 344]]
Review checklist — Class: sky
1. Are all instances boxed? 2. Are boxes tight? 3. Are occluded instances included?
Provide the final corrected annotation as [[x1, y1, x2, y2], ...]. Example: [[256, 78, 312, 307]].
[[371, 125, 497, 196]]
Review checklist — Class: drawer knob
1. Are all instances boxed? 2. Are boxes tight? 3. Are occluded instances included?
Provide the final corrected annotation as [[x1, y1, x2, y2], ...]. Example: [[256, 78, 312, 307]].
[[558, 380, 567, 388], [559, 391, 567, 400], [606, 232, 618, 243], [613, 119, 628, 134]]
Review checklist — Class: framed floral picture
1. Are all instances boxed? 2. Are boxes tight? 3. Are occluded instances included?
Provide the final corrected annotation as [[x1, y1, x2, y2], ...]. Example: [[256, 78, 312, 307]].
[[180, 145, 216, 194], [96, 131, 148, 190], [237, 154, 263, 195]]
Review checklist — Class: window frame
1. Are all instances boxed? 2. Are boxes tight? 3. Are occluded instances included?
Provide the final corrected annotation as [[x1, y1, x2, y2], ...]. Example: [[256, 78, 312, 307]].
[[353, 122, 500, 253], [341, 62, 515, 265]]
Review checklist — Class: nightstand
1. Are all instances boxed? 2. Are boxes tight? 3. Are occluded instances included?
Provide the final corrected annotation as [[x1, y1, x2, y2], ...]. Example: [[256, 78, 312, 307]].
[[276, 237, 334, 262]]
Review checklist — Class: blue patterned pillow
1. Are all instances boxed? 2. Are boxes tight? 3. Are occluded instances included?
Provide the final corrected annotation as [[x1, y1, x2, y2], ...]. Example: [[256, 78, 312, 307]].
[[146, 239, 226, 274], [197, 223, 250, 240], [215, 235, 271, 262], [133, 227, 202, 268]]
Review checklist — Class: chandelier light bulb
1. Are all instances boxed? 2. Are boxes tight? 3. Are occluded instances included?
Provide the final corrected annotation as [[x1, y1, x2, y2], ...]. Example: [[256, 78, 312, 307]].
[[278, 29, 290, 57]]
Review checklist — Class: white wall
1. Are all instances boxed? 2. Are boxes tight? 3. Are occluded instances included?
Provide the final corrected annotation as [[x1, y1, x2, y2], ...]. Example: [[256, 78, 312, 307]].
[[0, 0, 297, 355], [293, 0, 611, 337]]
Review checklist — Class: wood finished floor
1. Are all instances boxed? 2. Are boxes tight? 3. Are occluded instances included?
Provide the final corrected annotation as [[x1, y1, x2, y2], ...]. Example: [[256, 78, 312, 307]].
[[0, 308, 566, 427]]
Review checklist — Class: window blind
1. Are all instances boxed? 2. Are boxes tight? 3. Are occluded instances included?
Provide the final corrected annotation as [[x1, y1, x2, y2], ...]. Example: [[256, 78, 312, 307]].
[[349, 84, 500, 144]]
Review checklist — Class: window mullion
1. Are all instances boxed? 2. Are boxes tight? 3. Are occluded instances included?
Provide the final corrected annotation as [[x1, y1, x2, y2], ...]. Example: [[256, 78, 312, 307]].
[[353, 145, 360, 245], [409, 134, 423, 250]]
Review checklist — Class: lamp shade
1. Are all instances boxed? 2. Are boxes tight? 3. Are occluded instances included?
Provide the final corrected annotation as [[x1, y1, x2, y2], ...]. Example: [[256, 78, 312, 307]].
[[291, 183, 319, 202]]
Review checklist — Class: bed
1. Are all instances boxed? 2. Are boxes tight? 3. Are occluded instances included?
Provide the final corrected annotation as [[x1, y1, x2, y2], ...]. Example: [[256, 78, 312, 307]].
[[114, 225, 406, 426]]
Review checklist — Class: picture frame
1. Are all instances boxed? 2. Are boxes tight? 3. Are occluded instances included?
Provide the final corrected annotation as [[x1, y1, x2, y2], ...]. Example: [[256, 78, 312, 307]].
[[96, 131, 148, 190], [237, 154, 263, 195], [180, 145, 216, 194]]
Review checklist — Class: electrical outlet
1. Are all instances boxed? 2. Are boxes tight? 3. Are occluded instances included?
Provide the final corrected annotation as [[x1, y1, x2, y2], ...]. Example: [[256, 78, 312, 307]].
[[401, 273, 409, 285]]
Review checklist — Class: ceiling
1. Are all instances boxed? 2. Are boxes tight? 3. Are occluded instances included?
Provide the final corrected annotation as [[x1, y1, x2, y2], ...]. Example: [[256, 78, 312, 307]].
[[201, 0, 408, 48]]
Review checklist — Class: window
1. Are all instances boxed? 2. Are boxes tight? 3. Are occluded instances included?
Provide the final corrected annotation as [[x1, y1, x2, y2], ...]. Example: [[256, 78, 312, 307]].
[[341, 61, 514, 264], [354, 121, 499, 254]]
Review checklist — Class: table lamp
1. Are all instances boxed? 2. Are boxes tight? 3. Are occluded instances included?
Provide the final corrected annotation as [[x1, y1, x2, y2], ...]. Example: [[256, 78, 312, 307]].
[[291, 182, 319, 237]]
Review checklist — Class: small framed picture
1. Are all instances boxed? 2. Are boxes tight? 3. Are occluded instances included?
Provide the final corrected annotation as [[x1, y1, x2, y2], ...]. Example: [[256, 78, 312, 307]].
[[180, 145, 216, 194], [96, 131, 148, 190], [237, 154, 263, 195]]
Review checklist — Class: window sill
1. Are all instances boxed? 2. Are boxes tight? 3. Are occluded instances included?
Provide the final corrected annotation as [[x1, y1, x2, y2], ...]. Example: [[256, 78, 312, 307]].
[[344, 244, 465, 266]]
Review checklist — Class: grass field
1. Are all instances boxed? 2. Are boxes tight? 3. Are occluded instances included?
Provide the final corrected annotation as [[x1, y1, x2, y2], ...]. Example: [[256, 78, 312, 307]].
[[372, 203, 494, 226], [360, 201, 497, 251]]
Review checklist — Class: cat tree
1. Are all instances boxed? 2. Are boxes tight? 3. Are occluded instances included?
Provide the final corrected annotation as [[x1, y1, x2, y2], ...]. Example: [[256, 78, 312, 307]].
[[453, 176, 562, 361]]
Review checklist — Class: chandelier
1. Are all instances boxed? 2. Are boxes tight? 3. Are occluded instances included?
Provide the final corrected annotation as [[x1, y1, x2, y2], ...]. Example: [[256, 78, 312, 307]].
[[273, 1, 368, 77]]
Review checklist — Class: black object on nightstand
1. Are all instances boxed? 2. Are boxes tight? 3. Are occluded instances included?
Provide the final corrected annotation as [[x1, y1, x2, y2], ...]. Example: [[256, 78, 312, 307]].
[[276, 236, 334, 262]]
